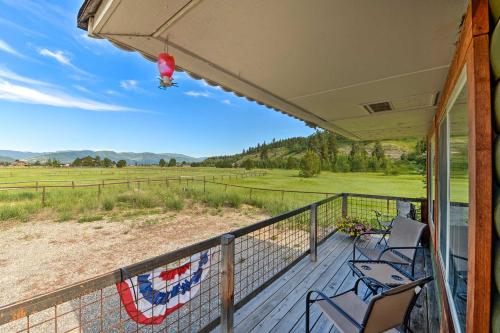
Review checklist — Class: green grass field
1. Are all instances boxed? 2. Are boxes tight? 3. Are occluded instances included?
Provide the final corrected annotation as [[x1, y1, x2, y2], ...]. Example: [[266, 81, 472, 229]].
[[224, 169, 427, 198], [0, 166, 464, 224]]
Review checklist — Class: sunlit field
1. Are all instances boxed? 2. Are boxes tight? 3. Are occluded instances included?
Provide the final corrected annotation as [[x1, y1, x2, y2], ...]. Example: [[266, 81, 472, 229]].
[[225, 169, 427, 198], [0, 166, 431, 224]]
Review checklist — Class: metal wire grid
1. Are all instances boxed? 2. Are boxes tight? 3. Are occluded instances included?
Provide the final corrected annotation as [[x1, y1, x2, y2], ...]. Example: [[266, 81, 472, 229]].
[[347, 195, 422, 226], [232, 210, 310, 304], [316, 196, 342, 242], [1, 246, 222, 333], [0, 193, 424, 333]]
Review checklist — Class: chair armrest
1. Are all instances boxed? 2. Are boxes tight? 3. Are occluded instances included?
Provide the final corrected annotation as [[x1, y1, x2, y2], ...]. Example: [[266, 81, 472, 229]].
[[307, 290, 363, 330], [353, 276, 391, 293]]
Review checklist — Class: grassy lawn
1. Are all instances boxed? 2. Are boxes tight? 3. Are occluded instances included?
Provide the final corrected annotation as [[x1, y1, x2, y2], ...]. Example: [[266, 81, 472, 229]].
[[0, 166, 250, 185], [225, 169, 427, 198], [1, 167, 470, 224]]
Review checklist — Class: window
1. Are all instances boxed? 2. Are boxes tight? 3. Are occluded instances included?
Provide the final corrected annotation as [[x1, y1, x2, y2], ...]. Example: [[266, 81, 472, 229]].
[[428, 135, 435, 228], [437, 68, 468, 333]]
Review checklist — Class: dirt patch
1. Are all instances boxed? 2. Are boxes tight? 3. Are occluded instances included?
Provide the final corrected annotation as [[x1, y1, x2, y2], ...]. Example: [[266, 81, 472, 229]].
[[0, 204, 268, 306]]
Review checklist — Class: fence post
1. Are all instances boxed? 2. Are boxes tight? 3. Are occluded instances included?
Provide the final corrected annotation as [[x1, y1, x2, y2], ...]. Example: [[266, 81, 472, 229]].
[[42, 186, 46, 207], [36, 181, 39, 192], [249, 188, 253, 200], [310, 203, 317, 262], [72, 181, 75, 190], [281, 191, 284, 201], [98, 184, 101, 200], [220, 234, 235, 333], [342, 193, 348, 218], [203, 176, 206, 192], [128, 180, 130, 189], [102, 180, 105, 188]]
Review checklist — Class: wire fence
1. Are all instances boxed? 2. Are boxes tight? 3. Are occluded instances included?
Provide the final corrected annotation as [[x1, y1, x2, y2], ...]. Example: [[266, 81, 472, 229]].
[[0, 193, 425, 332]]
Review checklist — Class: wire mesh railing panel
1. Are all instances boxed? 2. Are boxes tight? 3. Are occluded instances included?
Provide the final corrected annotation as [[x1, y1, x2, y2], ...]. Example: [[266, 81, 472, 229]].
[[346, 194, 423, 228], [232, 209, 310, 306], [0, 192, 427, 332], [316, 195, 342, 242], [0, 242, 222, 333]]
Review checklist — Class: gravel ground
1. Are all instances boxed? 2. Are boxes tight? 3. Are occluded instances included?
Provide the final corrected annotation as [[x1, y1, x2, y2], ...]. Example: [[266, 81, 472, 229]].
[[0, 204, 268, 307]]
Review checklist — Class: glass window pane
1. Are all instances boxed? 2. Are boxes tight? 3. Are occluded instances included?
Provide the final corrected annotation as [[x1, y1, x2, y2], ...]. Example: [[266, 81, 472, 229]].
[[438, 116, 448, 262], [447, 83, 468, 332], [429, 135, 435, 227]]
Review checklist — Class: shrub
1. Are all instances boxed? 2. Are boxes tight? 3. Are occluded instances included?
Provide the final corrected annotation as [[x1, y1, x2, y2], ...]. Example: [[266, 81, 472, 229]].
[[164, 193, 184, 211], [225, 193, 242, 208], [336, 217, 371, 237], [102, 198, 115, 211], [117, 191, 159, 208]]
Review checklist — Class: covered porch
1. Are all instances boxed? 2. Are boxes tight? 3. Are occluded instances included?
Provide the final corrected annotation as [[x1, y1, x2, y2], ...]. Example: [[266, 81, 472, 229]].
[[216, 232, 438, 333]]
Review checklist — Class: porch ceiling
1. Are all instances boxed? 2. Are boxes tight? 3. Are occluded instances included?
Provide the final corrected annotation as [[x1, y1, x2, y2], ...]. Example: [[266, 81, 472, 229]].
[[78, 0, 467, 140]]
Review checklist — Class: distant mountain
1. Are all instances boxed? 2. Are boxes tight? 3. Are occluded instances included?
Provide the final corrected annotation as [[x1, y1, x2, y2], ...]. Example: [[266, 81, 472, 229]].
[[0, 155, 14, 163], [0, 150, 42, 160], [0, 150, 205, 165]]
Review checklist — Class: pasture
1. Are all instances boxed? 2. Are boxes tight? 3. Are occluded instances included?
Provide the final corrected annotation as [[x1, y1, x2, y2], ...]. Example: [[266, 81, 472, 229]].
[[0, 167, 430, 224]]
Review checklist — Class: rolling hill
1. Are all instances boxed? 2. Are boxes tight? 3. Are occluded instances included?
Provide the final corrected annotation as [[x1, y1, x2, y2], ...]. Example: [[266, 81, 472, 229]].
[[0, 150, 205, 165], [201, 132, 421, 169]]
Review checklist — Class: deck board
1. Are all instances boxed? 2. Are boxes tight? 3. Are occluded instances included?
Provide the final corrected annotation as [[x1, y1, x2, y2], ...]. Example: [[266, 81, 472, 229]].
[[213, 232, 438, 333]]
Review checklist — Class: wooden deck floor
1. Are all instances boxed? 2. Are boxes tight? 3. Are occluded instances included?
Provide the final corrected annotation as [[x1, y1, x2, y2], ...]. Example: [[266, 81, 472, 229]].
[[213, 232, 439, 333]]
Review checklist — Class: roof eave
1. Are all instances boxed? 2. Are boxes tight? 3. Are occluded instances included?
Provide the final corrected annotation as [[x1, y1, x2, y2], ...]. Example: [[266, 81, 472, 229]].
[[77, 0, 102, 30]]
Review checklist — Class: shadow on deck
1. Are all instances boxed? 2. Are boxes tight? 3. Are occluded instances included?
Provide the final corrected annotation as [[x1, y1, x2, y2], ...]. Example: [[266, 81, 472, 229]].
[[214, 232, 438, 333]]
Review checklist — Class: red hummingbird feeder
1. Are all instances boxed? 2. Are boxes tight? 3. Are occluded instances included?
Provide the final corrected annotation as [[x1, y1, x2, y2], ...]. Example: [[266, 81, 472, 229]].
[[157, 52, 176, 88]]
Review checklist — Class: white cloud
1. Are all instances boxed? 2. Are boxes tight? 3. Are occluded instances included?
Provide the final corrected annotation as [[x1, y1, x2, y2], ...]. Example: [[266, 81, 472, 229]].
[[39, 48, 70, 65], [0, 66, 51, 86], [38, 48, 92, 77], [184, 90, 211, 98], [0, 79, 141, 112], [120, 80, 139, 90], [0, 39, 21, 57], [222, 99, 231, 105]]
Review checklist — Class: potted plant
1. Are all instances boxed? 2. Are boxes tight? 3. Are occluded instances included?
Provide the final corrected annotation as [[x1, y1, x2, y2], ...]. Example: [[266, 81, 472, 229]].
[[335, 216, 371, 238]]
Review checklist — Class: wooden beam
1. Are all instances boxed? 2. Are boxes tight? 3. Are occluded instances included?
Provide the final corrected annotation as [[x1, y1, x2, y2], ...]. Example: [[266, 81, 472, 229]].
[[466, 32, 492, 333]]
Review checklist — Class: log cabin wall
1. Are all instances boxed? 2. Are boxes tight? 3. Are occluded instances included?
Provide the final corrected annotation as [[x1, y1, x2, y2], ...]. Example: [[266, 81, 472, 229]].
[[491, 0, 500, 330]]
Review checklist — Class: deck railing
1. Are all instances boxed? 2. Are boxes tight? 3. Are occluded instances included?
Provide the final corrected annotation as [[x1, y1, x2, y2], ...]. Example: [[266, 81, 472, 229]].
[[0, 193, 424, 333]]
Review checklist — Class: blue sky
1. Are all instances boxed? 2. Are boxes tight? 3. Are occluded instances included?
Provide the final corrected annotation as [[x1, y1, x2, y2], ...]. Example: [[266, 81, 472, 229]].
[[0, 0, 313, 157]]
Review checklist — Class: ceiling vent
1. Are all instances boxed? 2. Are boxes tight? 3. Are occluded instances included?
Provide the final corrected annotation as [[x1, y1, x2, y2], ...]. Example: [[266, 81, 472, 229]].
[[362, 101, 393, 113]]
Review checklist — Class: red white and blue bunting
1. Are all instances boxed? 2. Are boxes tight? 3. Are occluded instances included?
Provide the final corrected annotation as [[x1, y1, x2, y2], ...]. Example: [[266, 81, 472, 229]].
[[116, 250, 211, 325]]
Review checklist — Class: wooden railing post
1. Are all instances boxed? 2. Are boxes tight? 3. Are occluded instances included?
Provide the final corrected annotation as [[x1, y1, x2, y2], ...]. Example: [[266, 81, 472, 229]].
[[310, 203, 317, 262], [220, 234, 235, 333], [42, 186, 46, 206], [342, 193, 348, 218]]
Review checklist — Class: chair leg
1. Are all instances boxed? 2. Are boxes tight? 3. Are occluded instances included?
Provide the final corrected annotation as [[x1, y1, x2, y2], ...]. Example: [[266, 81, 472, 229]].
[[306, 294, 311, 333]]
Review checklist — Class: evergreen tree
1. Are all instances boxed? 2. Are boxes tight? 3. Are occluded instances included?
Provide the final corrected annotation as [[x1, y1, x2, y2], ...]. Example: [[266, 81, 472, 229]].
[[349, 143, 368, 172], [159, 158, 167, 167], [116, 160, 127, 168], [241, 159, 255, 170], [102, 157, 113, 168], [299, 150, 321, 177], [168, 158, 177, 167], [286, 156, 299, 169]]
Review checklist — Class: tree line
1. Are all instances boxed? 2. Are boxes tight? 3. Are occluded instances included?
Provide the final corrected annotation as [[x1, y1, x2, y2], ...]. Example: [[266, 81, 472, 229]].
[[198, 131, 426, 177]]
